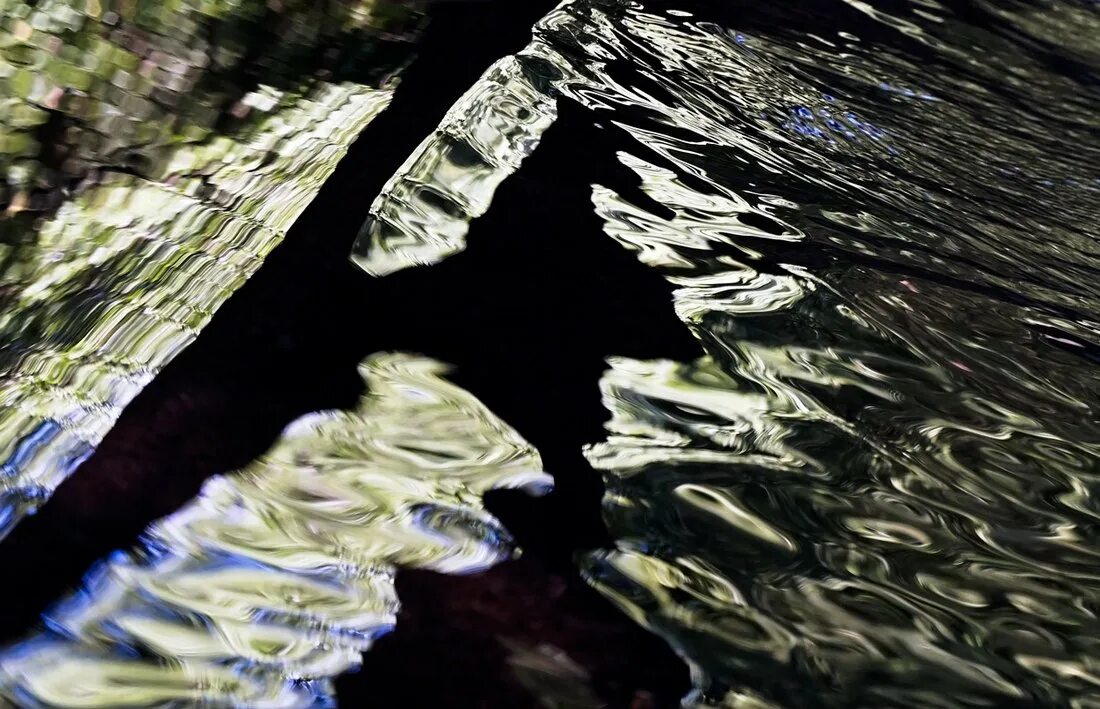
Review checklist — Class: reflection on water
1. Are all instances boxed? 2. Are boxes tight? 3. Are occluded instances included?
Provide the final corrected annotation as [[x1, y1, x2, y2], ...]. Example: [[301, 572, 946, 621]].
[[359, 0, 1100, 705], [350, 14, 560, 276], [0, 0, 422, 208], [0, 353, 551, 707], [0, 1, 426, 538]]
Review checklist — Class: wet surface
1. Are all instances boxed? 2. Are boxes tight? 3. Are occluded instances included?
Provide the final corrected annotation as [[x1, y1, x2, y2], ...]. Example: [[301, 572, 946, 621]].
[[348, 0, 1100, 705], [0, 0, 426, 535], [0, 0, 1097, 706], [0, 354, 555, 706], [0, 1, 694, 705]]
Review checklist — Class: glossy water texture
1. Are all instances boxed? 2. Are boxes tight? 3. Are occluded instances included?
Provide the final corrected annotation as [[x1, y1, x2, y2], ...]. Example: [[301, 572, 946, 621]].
[[361, 0, 1100, 705], [0, 353, 551, 707], [350, 26, 559, 276], [0, 1, 426, 538]]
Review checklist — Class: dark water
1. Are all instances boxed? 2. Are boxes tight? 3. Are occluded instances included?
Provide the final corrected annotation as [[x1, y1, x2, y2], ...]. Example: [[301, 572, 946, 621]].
[[0, 1, 688, 705], [0, 0, 424, 537], [0, 354, 555, 706], [356, 0, 1100, 705], [0, 0, 1098, 706]]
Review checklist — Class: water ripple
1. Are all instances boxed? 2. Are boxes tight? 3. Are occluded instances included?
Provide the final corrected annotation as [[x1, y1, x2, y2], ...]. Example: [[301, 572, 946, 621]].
[[352, 0, 1100, 704], [0, 353, 551, 707], [350, 6, 569, 276], [572, 1, 1100, 704], [0, 1, 426, 538]]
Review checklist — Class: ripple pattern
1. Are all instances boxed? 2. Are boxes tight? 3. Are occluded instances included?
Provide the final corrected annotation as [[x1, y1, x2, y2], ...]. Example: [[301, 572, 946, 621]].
[[0, 1, 426, 538], [0, 0, 421, 207], [572, 1, 1100, 705], [0, 353, 551, 707], [349, 0, 1100, 705], [350, 4, 569, 276]]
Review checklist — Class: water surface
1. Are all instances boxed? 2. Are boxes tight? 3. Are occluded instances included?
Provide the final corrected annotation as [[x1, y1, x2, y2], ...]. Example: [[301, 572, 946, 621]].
[[0, 0, 426, 538], [0, 354, 550, 707], [358, 0, 1100, 705]]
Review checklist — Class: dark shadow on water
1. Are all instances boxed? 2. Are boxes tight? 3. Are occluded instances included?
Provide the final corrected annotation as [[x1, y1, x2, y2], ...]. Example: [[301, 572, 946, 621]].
[[0, 1, 697, 705]]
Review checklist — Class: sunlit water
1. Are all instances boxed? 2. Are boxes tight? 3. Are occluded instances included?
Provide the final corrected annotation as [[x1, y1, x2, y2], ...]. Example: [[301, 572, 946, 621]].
[[0, 0, 425, 538], [0, 354, 551, 707], [357, 0, 1100, 705]]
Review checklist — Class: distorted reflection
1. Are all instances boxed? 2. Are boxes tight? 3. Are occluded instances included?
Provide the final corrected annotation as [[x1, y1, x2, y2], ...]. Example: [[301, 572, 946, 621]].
[[0, 0, 428, 537], [350, 13, 560, 276], [357, 0, 1100, 705], [0, 353, 551, 707]]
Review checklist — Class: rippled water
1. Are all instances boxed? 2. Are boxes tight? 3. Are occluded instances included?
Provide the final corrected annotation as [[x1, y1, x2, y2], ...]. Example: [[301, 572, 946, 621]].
[[0, 0, 426, 537], [0, 354, 551, 707], [357, 0, 1100, 705], [351, 46, 557, 276], [1, 0, 1098, 705]]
